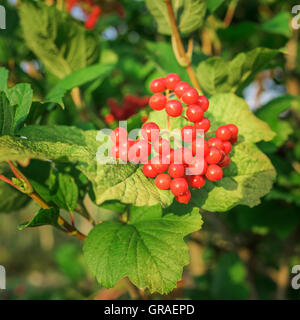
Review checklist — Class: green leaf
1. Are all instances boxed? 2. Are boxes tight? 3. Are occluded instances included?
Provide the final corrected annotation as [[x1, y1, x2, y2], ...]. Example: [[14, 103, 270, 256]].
[[52, 172, 79, 212], [149, 93, 276, 211], [192, 142, 276, 211], [146, 41, 190, 82], [206, 0, 225, 12], [19, 0, 100, 79], [18, 207, 59, 230], [45, 63, 114, 108], [145, 0, 206, 36], [0, 67, 8, 92], [6, 83, 33, 131], [256, 95, 297, 147], [196, 48, 279, 95], [0, 92, 14, 136], [0, 125, 173, 208], [83, 206, 203, 294], [261, 12, 292, 38]]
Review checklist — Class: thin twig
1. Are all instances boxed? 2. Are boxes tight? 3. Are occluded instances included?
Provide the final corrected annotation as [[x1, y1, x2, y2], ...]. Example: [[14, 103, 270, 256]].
[[164, 0, 202, 93]]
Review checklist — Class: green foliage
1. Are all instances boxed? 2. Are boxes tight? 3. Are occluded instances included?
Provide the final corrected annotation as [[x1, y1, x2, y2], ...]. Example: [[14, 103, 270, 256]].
[[19, 0, 100, 79], [261, 12, 292, 38], [145, 0, 206, 36], [196, 48, 279, 95], [83, 205, 203, 294], [18, 207, 59, 230]]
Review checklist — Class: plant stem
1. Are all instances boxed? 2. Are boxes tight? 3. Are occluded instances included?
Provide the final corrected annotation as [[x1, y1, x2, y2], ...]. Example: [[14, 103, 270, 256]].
[[164, 0, 202, 93], [5, 161, 87, 241]]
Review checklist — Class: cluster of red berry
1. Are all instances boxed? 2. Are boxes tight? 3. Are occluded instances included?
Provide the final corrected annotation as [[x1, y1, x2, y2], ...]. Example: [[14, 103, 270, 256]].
[[105, 95, 149, 124], [109, 73, 238, 204], [66, 0, 124, 30]]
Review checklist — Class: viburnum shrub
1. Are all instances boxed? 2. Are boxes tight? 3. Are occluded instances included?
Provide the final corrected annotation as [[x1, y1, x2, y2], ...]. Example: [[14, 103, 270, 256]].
[[0, 0, 280, 297], [109, 74, 238, 204]]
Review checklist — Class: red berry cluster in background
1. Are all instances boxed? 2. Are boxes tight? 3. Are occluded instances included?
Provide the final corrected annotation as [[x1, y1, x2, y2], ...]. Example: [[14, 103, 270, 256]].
[[105, 95, 149, 123], [65, 0, 125, 30], [109, 73, 238, 204]]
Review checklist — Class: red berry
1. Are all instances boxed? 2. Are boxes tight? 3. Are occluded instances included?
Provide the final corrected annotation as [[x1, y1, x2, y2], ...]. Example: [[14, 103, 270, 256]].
[[168, 163, 185, 178], [164, 148, 175, 164], [155, 173, 171, 190], [194, 118, 210, 133], [192, 138, 209, 157], [219, 155, 231, 168], [187, 175, 206, 189], [143, 163, 158, 178], [206, 147, 223, 164], [141, 122, 160, 141], [182, 88, 199, 105], [230, 135, 238, 144], [181, 125, 195, 143], [216, 126, 232, 141], [206, 165, 223, 181], [165, 100, 183, 117], [196, 96, 209, 112], [110, 128, 128, 145], [174, 82, 191, 98], [151, 155, 169, 173], [170, 178, 189, 196], [165, 73, 181, 90], [150, 78, 166, 93], [208, 138, 224, 151], [128, 140, 151, 163], [105, 113, 115, 124], [176, 190, 191, 204], [187, 158, 207, 175], [227, 124, 238, 137], [173, 147, 194, 165], [223, 141, 232, 154], [149, 93, 166, 111], [153, 138, 171, 155], [186, 105, 204, 123]]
